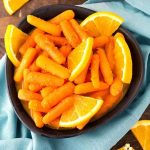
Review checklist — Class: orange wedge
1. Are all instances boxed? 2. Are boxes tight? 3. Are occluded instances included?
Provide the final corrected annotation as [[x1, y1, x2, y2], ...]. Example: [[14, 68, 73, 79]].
[[114, 36, 132, 84], [80, 12, 124, 37], [131, 120, 150, 150], [4, 25, 28, 67], [59, 95, 103, 128], [3, 0, 29, 15], [68, 37, 93, 81]]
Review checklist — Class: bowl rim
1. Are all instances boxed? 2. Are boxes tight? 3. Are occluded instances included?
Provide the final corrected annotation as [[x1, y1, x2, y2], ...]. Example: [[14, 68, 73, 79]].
[[5, 4, 144, 138]]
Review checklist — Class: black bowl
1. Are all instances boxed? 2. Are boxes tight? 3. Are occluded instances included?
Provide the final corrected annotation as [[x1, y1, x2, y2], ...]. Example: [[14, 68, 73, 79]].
[[6, 4, 144, 138]]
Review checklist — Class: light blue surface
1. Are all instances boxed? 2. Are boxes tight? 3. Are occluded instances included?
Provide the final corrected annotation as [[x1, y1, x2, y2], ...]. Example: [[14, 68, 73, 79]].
[[0, 0, 150, 149]]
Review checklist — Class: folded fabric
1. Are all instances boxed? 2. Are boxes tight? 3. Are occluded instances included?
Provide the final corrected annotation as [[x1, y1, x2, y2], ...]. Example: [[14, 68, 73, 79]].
[[0, 0, 150, 150]]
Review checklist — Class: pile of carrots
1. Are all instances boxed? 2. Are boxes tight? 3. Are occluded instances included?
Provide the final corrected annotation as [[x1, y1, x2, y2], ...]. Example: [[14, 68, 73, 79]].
[[14, 10, 124, 129]]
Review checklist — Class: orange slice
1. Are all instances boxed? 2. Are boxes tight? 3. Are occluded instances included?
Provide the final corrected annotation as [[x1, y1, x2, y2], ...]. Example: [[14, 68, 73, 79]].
[[131, 120, 150, 150], [3, 0, 29, 15], [80, 12, 124, 37], [114, 36, 132, 84], [68, 37, 93, 81], [4, 25, 28, 67], [59, 95, 103, 128]]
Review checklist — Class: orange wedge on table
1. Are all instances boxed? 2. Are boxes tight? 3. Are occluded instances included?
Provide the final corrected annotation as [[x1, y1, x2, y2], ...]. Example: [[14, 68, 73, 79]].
[[4, 25, 28, 67], [131, 120, 150, 150], [59, 95, 103, 128], [68, 37, 93, 81], [114, 36, 132, 84], [80, 12, 124, 37], [3, 0, 29, 15]]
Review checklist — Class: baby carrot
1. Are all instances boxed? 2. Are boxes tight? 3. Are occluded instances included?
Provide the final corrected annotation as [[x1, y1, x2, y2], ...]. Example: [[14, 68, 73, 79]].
[[42, 82, 75, 109], [29, 100, 49, 113], [27, 15, 61, 36], [74, 59, 91, 84], [36, 55, 70, 79], [105, 37, 115, 70], [45, 34, 68, 46], [91, 54, 101, 88], [31, 110, 44, 128], [60, 20, 81, 48], [110, 78, 123, 96], [30, 28, 44, 39], [19, 29, 43, 55], [97, 48, 113, 85], [35, 45, 42, 54], [70, 19, 88, 41], [48, 118, 60, 129], [93, 36, 109, 49], [26, 72, 64, 87], [85, 71, 91, 82], [34, 33, 66, 64], [88, 89, 109, 99], [28, 83, 43, 92], [59, 45, 72, 57], [50, 10, 75, 24], [43, 96, 74, 124], [19, 36, 36, 55], [14, 48, 37, 82], [22, 69, 30, 89], [74, 82, 109, 94], [18, 89, 42, 101], [29, 60, 41, 72], [94, 92, 122, 119], [41, 86, 55, 98]]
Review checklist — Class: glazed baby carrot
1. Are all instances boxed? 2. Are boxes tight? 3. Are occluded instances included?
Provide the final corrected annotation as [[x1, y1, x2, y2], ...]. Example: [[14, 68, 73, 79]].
[[34, 33, 66, 64], [19, 36, 36, 55], [41, 86, 55, 98], [48, 118, 60, 129], [26, 72, 64, 87], [22, 69, 30, 89], [110, 78, 123, 96], [19, 29, 43, 55], [28, 83, 43, 92], [74, 59, 91, 84], [27, 15, 61, 36], [18, 89, 42, 101], [29, 60, 41, 72], [42, 82, 75, 109], [88, 89, 109, 99], [93, 36, 109, 49], [74, 82, 109, 94], [70, 19, 88, 41], [50, 10, 75, 24], [97, 48, 113, 85], [36, 55, 70, 79], [45, 34, 68, 46], [94, 92, 122, 119], [14, 48, 37, 82], [59, 45, 72, 57], [91, 54, 101, 88], [60, 20, 81, 48], [43, 96, 74, 124], [35, 45, 42, 54], [105, 37, 115, 70], [29, 100, 49, 113], [30, 28, 44, 39], [31, 110, 44, 128]]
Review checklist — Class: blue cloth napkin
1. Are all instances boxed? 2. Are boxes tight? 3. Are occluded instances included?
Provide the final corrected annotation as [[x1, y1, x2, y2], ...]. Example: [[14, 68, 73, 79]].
[[0, 0, 150, 149]]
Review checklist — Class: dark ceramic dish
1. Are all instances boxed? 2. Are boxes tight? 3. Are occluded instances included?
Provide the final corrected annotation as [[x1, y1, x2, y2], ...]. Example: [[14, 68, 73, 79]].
[[6, 4, 144, 138]]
